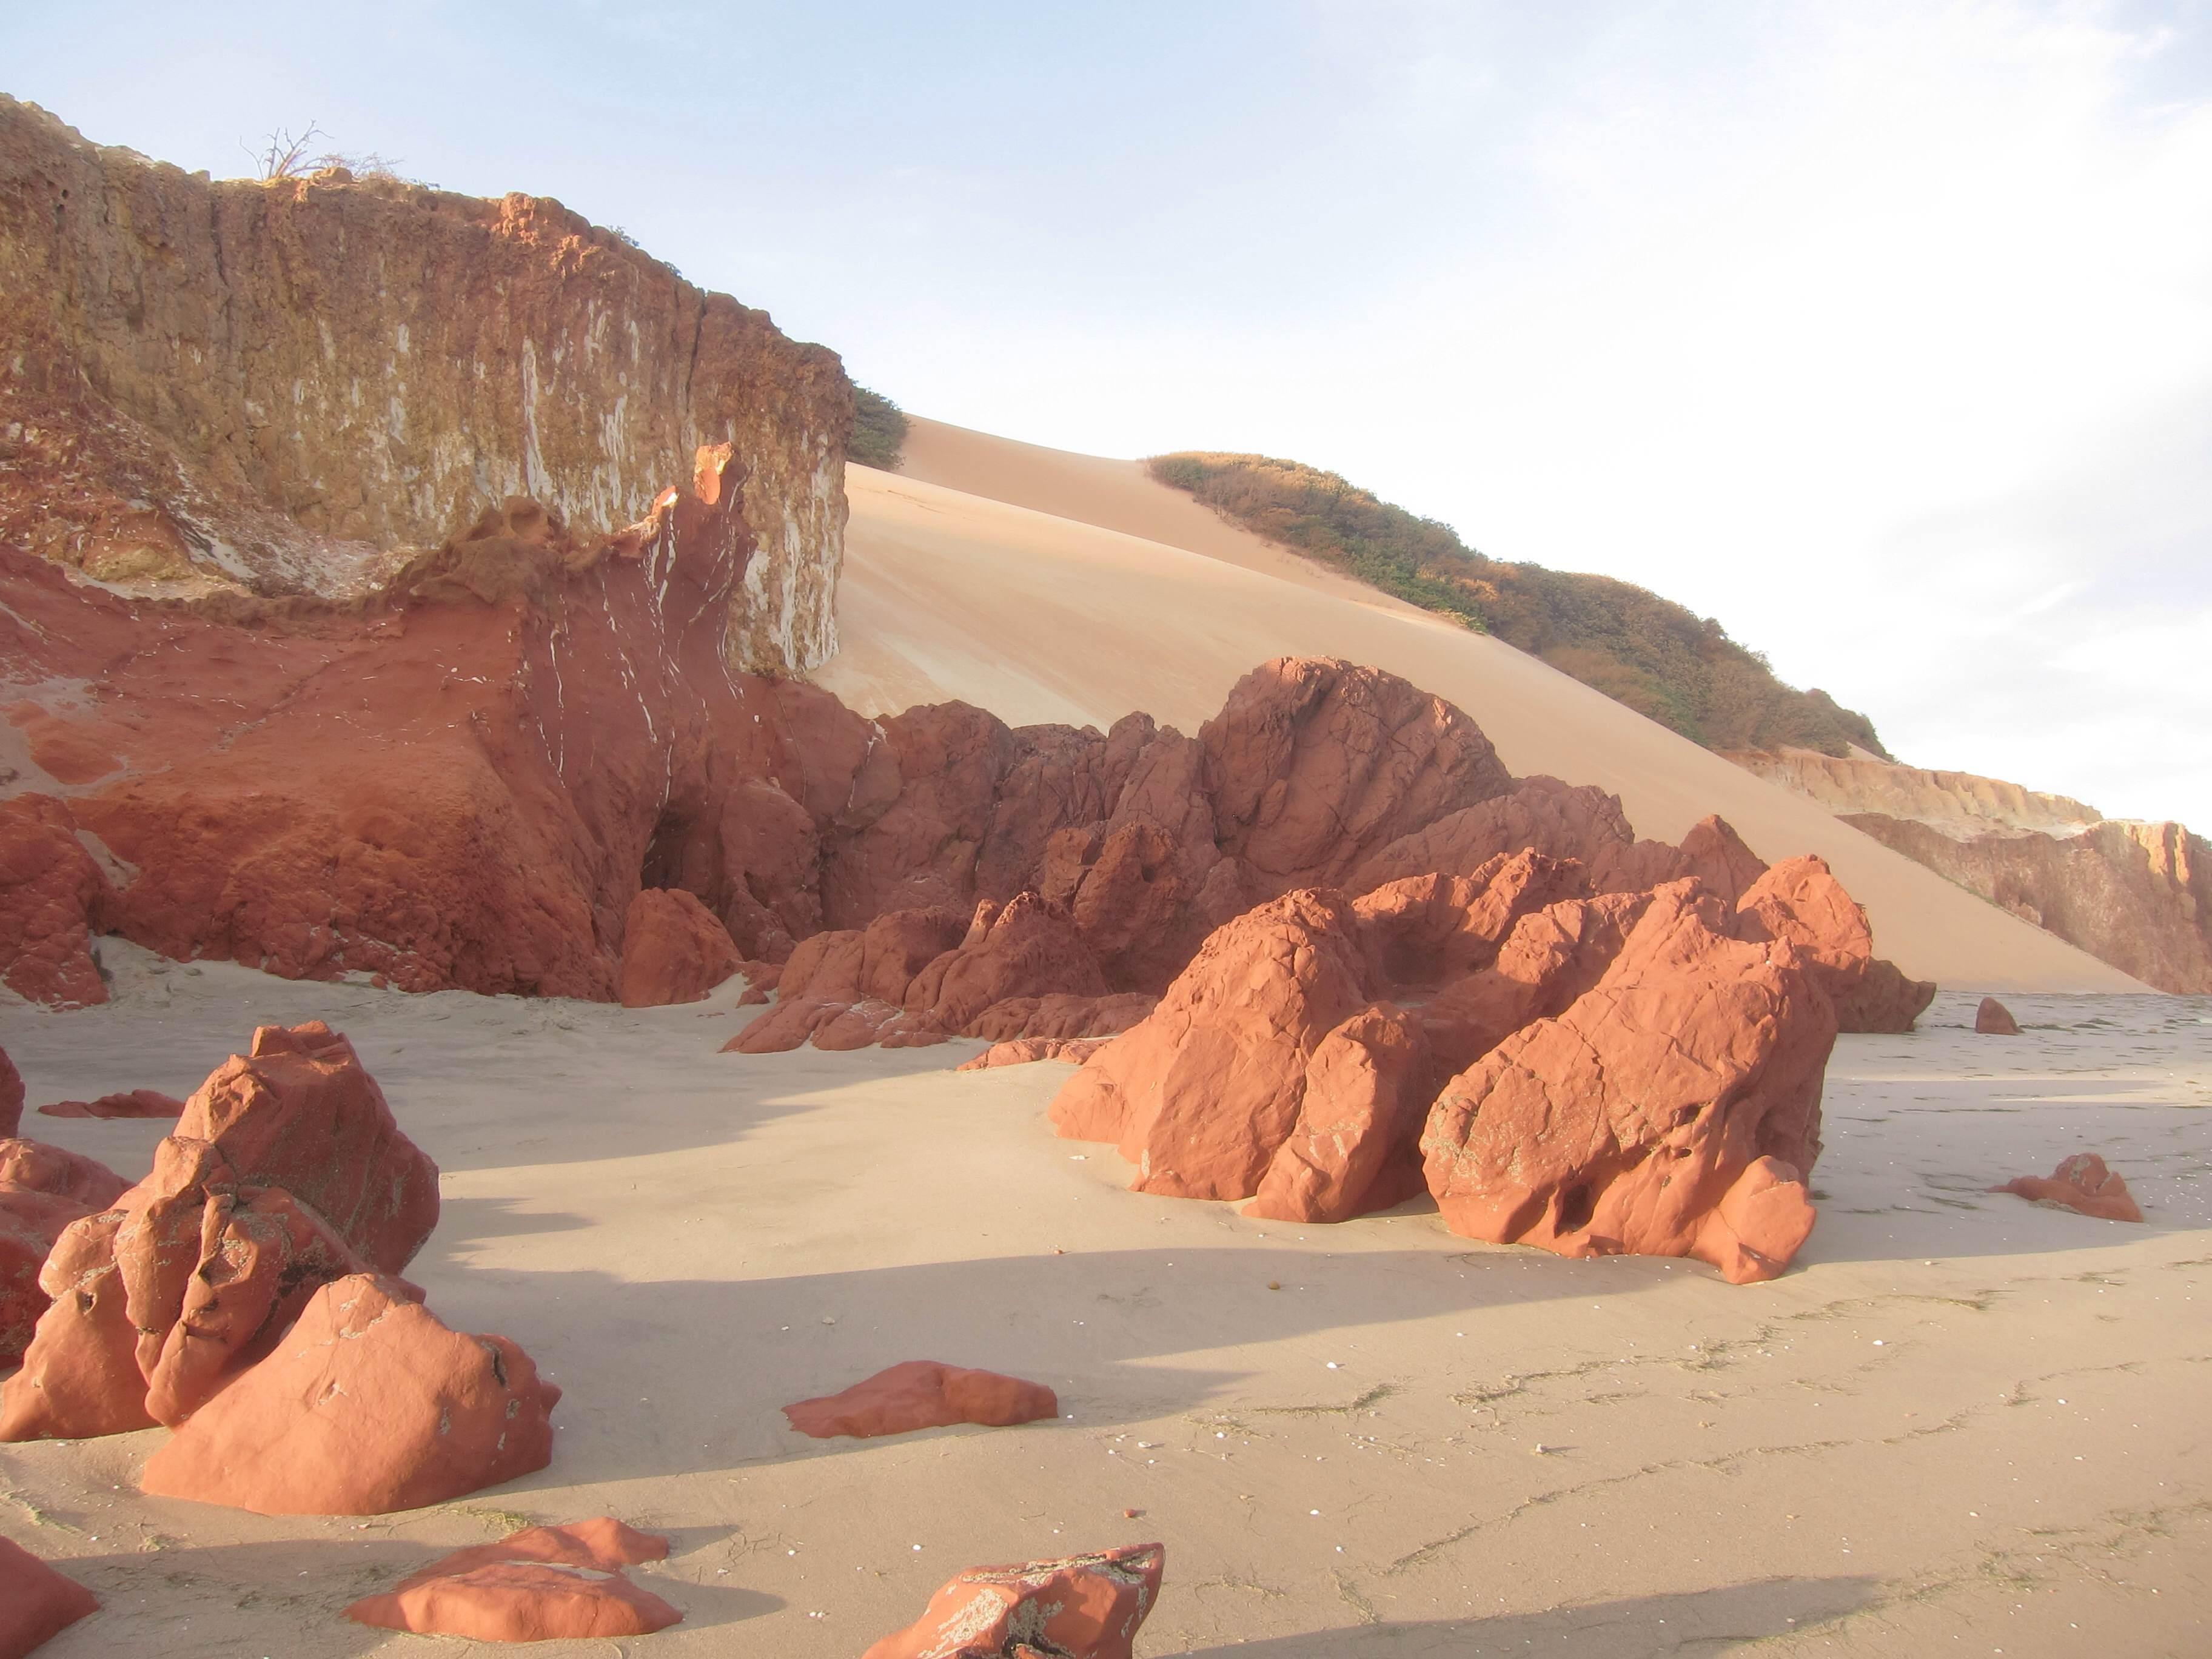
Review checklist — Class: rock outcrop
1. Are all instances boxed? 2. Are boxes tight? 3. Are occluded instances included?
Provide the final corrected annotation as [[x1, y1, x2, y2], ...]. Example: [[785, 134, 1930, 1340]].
[[36, 1089, 185, 1119], [783, 1361, 1059, 1439], [1732, 856, 1936, 1033], [0, 1047, 19, 1136], [140, 1273, 559, 1515], [347, 1518, 680, 1641], [0, 1139, 126, 1364], [0, 1022, 435, 1441], [1729, 746, 2207, 994], [1842, 813, 2210, 994], [1419, 883, 1835, 1284], [0, 1536, 97, 1657], [956, 1036, 1114, 1071], [0, 95, 849, 675], [1976, 996, 2022, 1036], [862, 1543, 1164, 1659], [1992, 1153, 2143, 1222], [617, 888, 742, 1008]]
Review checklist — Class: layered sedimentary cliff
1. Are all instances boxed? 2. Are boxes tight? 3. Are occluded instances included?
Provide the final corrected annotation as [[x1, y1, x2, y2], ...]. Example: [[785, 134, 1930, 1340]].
[[1734, 748, 2208, 993], [0, 96, 848, 674], [1841, 814, 2208, 994], [1726, 748, 2100, 837]]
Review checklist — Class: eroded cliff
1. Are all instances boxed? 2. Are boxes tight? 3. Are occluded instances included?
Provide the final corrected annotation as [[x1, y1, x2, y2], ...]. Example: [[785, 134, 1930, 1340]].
[[1732, 747, 2207, 993], [0, 96, 848, 674]]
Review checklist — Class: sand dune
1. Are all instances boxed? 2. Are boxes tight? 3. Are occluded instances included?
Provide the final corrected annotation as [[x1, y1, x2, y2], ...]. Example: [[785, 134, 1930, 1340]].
[[818, 431, 2140, 993]]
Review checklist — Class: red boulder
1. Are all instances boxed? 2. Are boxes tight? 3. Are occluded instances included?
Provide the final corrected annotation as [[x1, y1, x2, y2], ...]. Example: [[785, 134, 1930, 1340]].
[[174, 1022, 438, 1273], [783, 1359, 1059, 1439], [862, 1543, 1164, 1659], [1975, 996, 2022, 1036], [37, 1089, 186, 1120], [0, 1047, 20, 1138], [1244, 1005, 1433, 1224], [347, 1517, 679, 1641], [1051, 890, 1373, 1200], [0, 1535, 98, 1657], [1733, 856, 1935, 1033], [0, 796, 110, 1010], [1420, 883, 1837, 1284], [616, 888, 740, 1008], [956, 1037, 1114, 1071], [0, 1140, 127, 1367], [140, 1273, 558, 1515], [1992, 1153, 2142, 1222]]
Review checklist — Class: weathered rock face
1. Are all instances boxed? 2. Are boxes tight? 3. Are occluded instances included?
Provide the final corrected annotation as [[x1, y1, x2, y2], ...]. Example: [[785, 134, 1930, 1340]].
[[1976, 996, 2021, 1036], [956, 1036, 1116, 1071], [36, 1088, 185, 1120], [0, 1046, 19, 1136], [617, 888, 742, 1008], [0, 1139, 127, 1365], [1992, 1153, 2143, 1222], [0, 1535, 98, 1657], [1728, 748, 2102, 837], [783, 1361, 1059, 1439], [0, 1024, 432, 1441], [1420, 884, 1836, 1284], [1732, 856, 1936, 1033], [178, 1022, 437, 1273], [862, 1543, 1165, 1659], [1842, 813, 2210, 994], [0, 95, 849, 675], [347, 1519, 680, 1642], [1051, 890, 1375, 1201], [140, 1273, 558, 1515], [1243, 1005, 1433, 1224]]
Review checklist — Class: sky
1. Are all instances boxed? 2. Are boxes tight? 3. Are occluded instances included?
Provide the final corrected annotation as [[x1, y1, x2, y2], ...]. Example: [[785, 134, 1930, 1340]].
[[7, 1, 2210, 825]]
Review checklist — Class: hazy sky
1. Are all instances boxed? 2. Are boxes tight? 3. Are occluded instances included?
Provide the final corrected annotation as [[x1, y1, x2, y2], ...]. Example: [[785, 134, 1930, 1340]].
[[8, 1, 2209, 824]]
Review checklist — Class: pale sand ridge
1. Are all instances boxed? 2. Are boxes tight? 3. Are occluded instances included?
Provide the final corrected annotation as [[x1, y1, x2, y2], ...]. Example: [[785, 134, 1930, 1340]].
[[819, 446, 2140, 993]]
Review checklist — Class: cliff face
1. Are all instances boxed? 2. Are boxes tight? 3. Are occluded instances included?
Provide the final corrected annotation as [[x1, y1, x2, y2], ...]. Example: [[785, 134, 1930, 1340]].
[[1729, 748, 2207, 994], [1726, 748, 2100, 839], [0, 96, 848, 674], [1840, 814, 2210, 994]]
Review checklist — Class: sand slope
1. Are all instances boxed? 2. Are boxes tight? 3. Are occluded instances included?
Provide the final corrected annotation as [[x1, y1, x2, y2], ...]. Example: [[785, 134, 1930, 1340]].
[[818, 431, 2139, 993]]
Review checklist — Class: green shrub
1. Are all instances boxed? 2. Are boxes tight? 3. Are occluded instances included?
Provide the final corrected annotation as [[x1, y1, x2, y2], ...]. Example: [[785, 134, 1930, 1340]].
[[1148, 452, 1888, 759], [850, 387, 908, 471]]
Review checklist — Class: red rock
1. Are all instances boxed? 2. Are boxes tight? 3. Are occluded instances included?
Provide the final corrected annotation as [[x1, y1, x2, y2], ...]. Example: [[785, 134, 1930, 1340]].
[[783, 1360, 1059, 1439], [904, 894, 1108, 1033], [0, 1141, 127, 1367], [36, 1089, 186, 1120], [0, 1047, 20, 1138], [173, 1022, 438, 1273], [0, 1139, 129, 1210], [1244, 1005, 1433, 1224], [139, 1185, 380, 1426], [1419, 883, 1837, 1284], [617, 888, 740, 1008], [1975, 996, 2022, 1036], [1051, 890, 1373, 1201], [1415, 891, 1655, 1077], [956, 1037, 1115, 1071], [346, 1518, 679, 1642], [779, 905, 970, 1005], [1202, 659, 1513, 896], [1353, 851, 1587, 987], [1732, 856, 1935, 1033], [140, 1273, 558, 1515], [962, 994, 1156, 1042], [0, 796, 109, 1009], [0, 1535, 98, 1657], [0, 1210, 148, 1439], [1350, 777, 1639, 891], [861, 1543, 1164, 1659], [1992, 1153, 2142, 1222]]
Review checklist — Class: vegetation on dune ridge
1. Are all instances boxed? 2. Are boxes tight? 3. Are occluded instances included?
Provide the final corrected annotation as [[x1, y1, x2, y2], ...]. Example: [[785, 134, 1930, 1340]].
[[850, 387, 908, 471], [1148, 451, 1888, 759]]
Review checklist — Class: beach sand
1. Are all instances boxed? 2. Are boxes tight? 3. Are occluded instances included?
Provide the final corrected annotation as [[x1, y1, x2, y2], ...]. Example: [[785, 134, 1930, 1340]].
[[2, 945, 2205, 1657]]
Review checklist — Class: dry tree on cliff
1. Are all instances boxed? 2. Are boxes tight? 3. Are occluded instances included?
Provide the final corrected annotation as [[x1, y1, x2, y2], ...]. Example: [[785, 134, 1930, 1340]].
[[243, 122, 409, 183]]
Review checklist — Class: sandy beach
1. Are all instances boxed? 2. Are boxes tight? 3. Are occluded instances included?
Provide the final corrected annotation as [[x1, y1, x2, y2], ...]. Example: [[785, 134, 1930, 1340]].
[[2, 944, 2204, 1656]]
